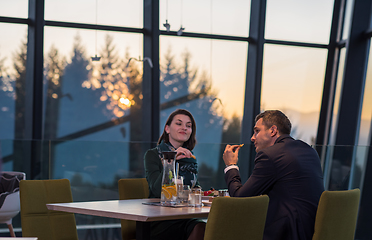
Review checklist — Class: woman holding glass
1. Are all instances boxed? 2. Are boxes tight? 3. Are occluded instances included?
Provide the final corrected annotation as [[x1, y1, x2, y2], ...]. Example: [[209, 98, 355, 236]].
[[144, 109, 205, 240]]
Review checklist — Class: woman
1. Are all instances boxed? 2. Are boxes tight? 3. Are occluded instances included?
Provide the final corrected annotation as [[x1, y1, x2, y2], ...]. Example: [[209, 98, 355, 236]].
[[144, 109, 205, 240]]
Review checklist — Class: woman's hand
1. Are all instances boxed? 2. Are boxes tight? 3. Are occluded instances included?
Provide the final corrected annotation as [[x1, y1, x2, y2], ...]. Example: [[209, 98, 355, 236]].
[[175, 147, 193, 160], [223, 144, 240, 166]]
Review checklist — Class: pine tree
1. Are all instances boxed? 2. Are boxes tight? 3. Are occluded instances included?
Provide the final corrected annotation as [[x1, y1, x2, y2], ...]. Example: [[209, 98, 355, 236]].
[[59, 33, 99, 136], [93, 34, 131, 118], [12, 35, 28, 172], [160, 47, 181, 103], [44, 45, 65, 139], [65, 33, 90, 85], [13, 37, 27, 140], [0, 48, 15, 139]]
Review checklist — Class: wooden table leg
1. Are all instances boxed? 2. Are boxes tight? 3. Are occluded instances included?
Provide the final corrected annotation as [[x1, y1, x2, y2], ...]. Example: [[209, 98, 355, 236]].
[[136, 221, 151, 240]]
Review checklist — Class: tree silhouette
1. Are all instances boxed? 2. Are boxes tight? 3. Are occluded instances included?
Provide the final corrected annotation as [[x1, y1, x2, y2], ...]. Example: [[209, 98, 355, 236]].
[[0, 49, 15, 140], [13, 37, 27, 140], [59, 33, 104, 136], [44, 45, 65, 139], [160, 47, 182, 103], [64, 33, 90, 92], [93, 34, 132, 118], [12, 36, 28, 172]]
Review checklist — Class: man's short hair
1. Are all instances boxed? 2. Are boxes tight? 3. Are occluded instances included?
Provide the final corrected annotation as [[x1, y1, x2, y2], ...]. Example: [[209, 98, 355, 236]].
[[255, 110, 292, 135]]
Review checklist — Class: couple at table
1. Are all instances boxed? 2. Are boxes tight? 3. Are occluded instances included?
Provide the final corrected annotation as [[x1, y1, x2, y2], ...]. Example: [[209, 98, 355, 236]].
[[144, 109, 324, 240]]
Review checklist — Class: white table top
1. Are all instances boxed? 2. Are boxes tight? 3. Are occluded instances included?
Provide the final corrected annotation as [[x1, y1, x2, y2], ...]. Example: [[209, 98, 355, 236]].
[[46, 198, 210, 222]]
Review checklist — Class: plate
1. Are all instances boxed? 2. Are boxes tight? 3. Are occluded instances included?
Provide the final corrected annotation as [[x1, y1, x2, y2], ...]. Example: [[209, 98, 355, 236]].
[[201, 196, 210, 201], [202, 200, 212, 206]]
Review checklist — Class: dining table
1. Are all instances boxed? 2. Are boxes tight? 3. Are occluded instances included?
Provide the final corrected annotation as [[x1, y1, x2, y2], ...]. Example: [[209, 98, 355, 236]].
[[46, 198, 210, 240]]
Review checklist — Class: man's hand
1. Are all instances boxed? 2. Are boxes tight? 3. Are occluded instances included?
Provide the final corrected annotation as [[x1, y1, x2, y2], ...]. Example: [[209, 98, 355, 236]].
[[223, 144, 240, 166]]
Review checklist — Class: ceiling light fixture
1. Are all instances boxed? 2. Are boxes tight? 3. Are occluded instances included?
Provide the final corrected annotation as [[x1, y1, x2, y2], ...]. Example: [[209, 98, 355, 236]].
[[163, 0, 171, 32], [126, 57, 153, 68], [177, 0, 185, 36], [91, 0, 101, 61]]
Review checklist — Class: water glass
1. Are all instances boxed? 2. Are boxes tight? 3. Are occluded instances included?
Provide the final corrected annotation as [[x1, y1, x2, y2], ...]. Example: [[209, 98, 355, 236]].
[[176, 176, 184, 189], [177, 185, 190, 205], [189, 187, 202, 207]]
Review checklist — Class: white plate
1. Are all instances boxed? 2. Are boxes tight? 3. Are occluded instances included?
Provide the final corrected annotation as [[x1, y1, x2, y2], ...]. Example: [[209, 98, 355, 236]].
[[201, 196, 211, 201], [202, 200, 212, 206]]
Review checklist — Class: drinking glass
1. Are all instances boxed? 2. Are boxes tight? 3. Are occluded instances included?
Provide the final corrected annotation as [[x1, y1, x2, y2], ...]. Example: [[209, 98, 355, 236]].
[[176, 176, 184, 190], [177, 185, 190, 205], [189, 187, 202, 207]]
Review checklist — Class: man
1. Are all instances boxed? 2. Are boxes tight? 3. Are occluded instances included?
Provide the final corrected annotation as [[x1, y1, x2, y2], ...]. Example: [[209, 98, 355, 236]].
[[223, 110, 324, 240]]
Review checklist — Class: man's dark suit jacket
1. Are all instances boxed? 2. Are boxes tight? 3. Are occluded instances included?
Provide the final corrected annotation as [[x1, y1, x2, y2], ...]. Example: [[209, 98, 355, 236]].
[[225, 134, 324, 240]]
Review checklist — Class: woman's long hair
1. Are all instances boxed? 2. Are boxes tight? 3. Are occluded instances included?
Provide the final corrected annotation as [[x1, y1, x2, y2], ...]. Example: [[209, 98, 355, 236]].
[[157, 109, 197, 150]]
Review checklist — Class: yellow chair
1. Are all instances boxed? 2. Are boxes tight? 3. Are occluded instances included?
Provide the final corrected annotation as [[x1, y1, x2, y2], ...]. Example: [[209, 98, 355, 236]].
[[19, 179, 78, 240], [118, 178, 149, 240], [204, 195, 269, 240], [312, 188, 360, 240]]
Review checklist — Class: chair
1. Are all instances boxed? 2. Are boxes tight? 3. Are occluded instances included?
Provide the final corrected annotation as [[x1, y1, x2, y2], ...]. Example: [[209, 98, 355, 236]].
[[19, 179, 78, 240], [204, 195, 269, 240], [312, 188, 360, 240], [0, 171, 26, 237], [118, 178, 149, 240]]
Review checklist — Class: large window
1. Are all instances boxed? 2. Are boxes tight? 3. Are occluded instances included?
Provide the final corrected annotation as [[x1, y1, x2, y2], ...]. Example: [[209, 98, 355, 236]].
[[0, 1, 28, 18], [44, 27, 142, 139], [43, 26, 144, 188], [261, 44, 327, 144], [329, 48, 346, 146], [45, 0, 143, 28], [159, 36, 247, 189], [353, 43, 372, 189], [0, 23, 28, 140], [265, 0, 334, 44], [159, 0, 251, 36]]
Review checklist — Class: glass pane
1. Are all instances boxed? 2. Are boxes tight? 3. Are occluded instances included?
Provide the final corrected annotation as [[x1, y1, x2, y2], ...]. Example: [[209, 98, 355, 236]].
[[265, 0, 334, 44], [159, 36, 247, 189], [0, 23, 28, 140], [160, 0, 251, 37], [261, 45, 328, 144], [353, 44, 372, 188], [0, 1, 28, 18], [327, 145, 354, 190], [44, 26, 142, 140], [44, 27, 144, 181], [160, 36, 247, 131], [358, 47, 372, 146], [342, 0, 355, 40], [44, 0, 143, 28], [329, 48, 346, 145]]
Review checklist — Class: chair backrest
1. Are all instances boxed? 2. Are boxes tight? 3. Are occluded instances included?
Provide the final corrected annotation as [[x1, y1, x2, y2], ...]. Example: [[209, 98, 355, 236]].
[[312, 188, 360, 240], [118, 178, 149, 240], [0, 171, 26, 224], [19, 179, 78, 240], [204, 195, 270, 240]]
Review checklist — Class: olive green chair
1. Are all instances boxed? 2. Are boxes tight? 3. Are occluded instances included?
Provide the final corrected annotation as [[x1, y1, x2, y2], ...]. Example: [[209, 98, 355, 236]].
[[118, 178, 149, 240], [19, 179, 78, 240], [204, 195, 269, 240], [312, 188, 360, 240]]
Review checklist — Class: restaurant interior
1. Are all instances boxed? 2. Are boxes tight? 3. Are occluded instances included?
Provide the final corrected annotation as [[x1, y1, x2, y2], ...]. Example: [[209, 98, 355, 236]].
[[0, 0, 372, 239]]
